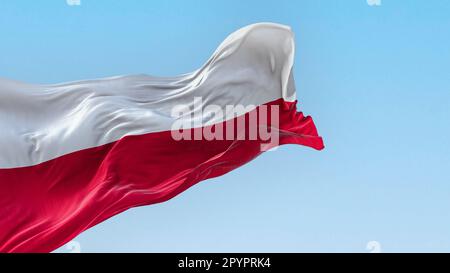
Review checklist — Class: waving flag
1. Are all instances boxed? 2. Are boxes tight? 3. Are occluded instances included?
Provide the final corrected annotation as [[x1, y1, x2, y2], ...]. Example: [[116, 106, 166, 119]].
[[0, 23, 323, 253]]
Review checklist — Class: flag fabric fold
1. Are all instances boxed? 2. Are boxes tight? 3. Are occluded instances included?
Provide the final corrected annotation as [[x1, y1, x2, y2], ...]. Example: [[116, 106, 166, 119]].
[[0, 23, 323, 253]]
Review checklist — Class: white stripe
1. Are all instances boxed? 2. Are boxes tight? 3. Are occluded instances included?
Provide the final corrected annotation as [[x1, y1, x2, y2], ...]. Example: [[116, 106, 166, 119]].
[[0, 23, 297, 168]]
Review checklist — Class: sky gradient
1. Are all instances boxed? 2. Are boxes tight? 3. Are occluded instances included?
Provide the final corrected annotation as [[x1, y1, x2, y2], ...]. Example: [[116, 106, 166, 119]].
[[1, 0, 449, 253]]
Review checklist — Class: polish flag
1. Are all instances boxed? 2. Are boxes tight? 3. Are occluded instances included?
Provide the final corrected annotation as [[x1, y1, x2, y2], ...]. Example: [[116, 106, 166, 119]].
[[0, 23, 324, 253]]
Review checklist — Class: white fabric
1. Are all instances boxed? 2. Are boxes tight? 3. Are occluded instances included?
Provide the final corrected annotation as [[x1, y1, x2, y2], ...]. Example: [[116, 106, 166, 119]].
[[0, 23, 297, 168]]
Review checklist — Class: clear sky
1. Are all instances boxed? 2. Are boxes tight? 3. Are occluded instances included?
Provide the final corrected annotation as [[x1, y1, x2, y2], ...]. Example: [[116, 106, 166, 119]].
[[1, 0, 449, 253]]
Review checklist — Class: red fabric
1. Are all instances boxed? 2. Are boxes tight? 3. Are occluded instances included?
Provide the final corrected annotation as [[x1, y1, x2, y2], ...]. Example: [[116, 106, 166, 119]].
[[0, 99, 323, 253]]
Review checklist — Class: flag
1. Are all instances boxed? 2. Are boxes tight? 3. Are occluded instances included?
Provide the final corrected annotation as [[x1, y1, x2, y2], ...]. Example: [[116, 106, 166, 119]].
[[0, 23, 324, 253]]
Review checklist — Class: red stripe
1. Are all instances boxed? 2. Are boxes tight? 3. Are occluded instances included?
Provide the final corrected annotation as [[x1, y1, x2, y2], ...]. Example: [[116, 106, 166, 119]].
[[0, 99, 323, 253]]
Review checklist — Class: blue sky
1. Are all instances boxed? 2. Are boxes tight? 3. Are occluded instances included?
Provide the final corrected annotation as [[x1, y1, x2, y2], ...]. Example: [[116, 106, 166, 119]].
[[1, 0, 449, 253]]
